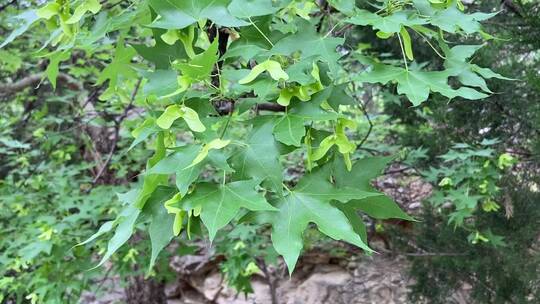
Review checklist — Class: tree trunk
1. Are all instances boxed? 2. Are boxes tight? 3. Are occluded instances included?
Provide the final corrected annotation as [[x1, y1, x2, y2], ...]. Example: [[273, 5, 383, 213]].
[[125, 276, 167, 304]]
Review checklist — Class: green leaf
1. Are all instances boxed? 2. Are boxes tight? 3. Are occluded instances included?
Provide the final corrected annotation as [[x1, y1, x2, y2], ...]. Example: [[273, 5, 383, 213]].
[[156, 105, 206, 132], [413, 0, 496, 34], [399, 26, 414, 61], [334, 203, 368, 243], [443, 45, 512, 93], [45, 50, 71, 89], [232, 119, 284, 194], [93, 206, 141, 268], [273, 114, 305, 147], [238, 60, 289, 84], [175, 39, 218, 81], [348, 10, 426, 34], [66, 0, 102, 24], [133, 36, 188, 69], [76, 221, 115, 247], [95, 41, 137, 100], [134, 132, 168, 209], [333, 156, 414, 220], [178, 180, 277, 240], [0, 10, 40, 49], [288, 88, 339, 121], [148, 145, 201, 175], [328, 0, 356, 15], [130, 118, 160, 150], [323, 84, 356, 111], [142, 69, 180, 98], [143, 186, 177, 272], [156, 105, 183, 129], [270, 167, 378, 273], [271, 21, 344, 78], [356, 63, 488, 105], [149, 0, 249, 29], [228, 0, 283, 18]]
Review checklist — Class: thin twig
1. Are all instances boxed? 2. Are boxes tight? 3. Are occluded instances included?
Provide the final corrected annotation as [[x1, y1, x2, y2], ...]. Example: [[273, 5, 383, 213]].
[[353, 83, 373, 148], [90, 78, 141, 187]]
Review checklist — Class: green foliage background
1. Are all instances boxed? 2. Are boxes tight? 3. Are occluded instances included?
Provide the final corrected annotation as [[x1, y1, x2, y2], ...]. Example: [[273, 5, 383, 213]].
[[0, 0, 538, 303]]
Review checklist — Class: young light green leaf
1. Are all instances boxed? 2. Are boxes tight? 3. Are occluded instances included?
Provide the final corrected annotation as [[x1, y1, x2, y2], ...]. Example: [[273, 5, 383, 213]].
[[174, 38, 218, 81], [156, 105, 206, 132], [399, 26, 414, 61], [36, 3, 60, 19], [190, 138, 231, 168], [181, 106, 206, 132], [156, 105, 183, 129], [66, 0, 102, 24], [238, 60, 289, 84]]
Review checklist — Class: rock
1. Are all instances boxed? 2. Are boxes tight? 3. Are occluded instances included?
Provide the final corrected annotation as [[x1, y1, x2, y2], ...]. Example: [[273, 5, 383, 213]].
[[283, 267, 351, 304]]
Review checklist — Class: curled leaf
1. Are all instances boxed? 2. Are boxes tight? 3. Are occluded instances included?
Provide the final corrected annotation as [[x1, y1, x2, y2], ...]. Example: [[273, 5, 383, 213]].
[[190, 138, 231, 168], [239, 60, 289, 84], [156, 105, 206, 132]]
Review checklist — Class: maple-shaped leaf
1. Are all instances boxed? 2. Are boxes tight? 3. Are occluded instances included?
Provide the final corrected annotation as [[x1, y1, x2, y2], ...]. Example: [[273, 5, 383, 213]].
[[228, 0, 283, 18], [272, 114, 306, 147], [95, 41, 137, 100], [444, 45, 512, 93], [355, 62, 487, 105], [93, 207, 140, 268], [177, 180, 277, 240], [0, 10, 40, 49], [348, 9, 427, 33], [149, 0, 248, 29], [270, 166, 380, 273], [231, 119, 284, 194], [288, 88, 339, 121], [175, 39, 218, 82], [328, 0, 356, 15], [333, 156, 413, 221], [133, 39, 187, 69], [270, 20, 344, 78], [413, 0, 496, 34], [143, 186, 177, 272], [141, 69, 180, 98]]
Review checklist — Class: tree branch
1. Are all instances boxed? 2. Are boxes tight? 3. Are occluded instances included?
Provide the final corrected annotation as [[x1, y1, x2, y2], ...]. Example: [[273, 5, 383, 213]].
[[89, 78, 141, 187], [0, 73, 82, 97]]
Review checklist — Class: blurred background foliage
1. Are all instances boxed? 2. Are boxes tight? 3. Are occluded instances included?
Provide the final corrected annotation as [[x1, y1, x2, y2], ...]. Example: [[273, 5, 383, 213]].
[[0, 0, 539, 303]]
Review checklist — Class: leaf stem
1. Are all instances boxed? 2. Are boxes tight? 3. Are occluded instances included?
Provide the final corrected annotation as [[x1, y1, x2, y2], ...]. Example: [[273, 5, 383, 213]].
[[324, 20, 344, 38], [410, 28, 446, 60], [220, 109, 233, 139], [248, 17, 274, 47], [397, 33, 409, 71]]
